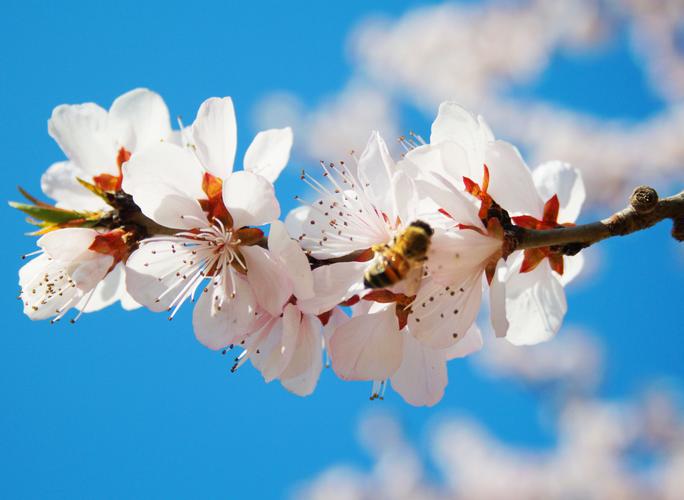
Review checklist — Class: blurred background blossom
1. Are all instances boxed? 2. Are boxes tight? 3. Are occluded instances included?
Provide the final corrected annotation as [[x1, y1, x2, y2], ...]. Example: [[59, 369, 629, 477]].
[[256, 0, 684, 205]]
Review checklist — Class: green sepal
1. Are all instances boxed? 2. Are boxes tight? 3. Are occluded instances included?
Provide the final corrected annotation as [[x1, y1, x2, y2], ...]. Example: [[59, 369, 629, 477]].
[[9, 201, 94, 224]]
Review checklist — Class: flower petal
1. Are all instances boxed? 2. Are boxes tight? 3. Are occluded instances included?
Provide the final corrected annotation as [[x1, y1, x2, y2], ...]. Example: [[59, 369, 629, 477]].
[[356, 131, 397, 220], [241, 245, 292, 316], [107, 88, 171, 152], [485, 140, 543, 217], [430, 101, 493, 158], [297, 261, 367, 316], [76, 262, 137, 313], [192, 274, 257, 350], [559, 252, 584, 286], [249, 303, 300, 382], [190, 97, 237, 178], [408, 273, 483, 349], [41, 161, 109, 211], [37, 227, 98, 262], [243, 127, 293, 183], [444, 323, 484, 359], [222, 171, 280, 228], [489, 260, 510, 338], [532, 161, 586, 223], [391, 333, 447, 407], [122, 142, 207, 230], [329, 303, 403, 381], [281, 313, 323, 396], [48, 102, 118, 176], [502, 259, 567, 346], [268, 220, 314, 300]]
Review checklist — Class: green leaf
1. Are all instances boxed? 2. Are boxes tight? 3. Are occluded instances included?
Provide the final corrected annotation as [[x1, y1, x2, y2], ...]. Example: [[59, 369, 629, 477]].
[[8, 202, 90, 223]]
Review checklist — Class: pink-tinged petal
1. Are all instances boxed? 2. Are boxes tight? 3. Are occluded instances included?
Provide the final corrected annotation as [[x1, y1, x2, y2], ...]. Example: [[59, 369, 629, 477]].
[[281, 314, 323, 396], [391, 333, 447, 407], [268, 220, 314, 300], [192, 275, 257, 350], [430, 101, 493, 153], [37, 228, 98, 262], [489, 260, 510, 338], [485, 140, 544, 217], [122, 142, 207, 230], [222, 171, 280, 228], [284, 206, 310, 239], [249, 303, 300, 382], [408, 273, 483, 349], [241, 245, 292, 316], [444, 323, 483, 360], [297, 261, 367, 316], [533, 161, 586, 223], [503, 259, 567, 346], [427, 229, 500, 286], [559, 252, 584, 286], [356, 131, 397, 220], [190, 97, 237, 178], [108, 88, 171, 152], [329, 303, 403, 381], [243, 127, 293, 183], [48, 102, 118, 176], [41, 161, 109, 211]]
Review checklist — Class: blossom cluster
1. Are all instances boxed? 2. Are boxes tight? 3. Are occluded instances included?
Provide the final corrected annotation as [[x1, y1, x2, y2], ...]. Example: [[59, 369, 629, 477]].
[[13, 89, 585, 406]]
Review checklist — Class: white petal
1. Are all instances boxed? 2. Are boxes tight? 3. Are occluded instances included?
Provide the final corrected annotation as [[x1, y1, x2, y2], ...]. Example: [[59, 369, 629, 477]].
[[413, 176, 482, 230], [243, 127, 293, 183], [268, 220, 314, 300], [121, 142, 207, 230], [108, 88, 171, 152], [444, 323, 484, 359], [503, 260, 567, 346], [190, 97, 237, 178], [48, 102, 118, 176], [329, 303, 403, 381], [37, 227, 98, 262], [222, 171, 280, 228], [76, 262, 127, 313], [281, 314, 323, 396], [19, 254, 83, 320], [124, 240, 197, 312], [485, 140, 543, 217], [559, 252, 584, 286], [391, 170, 418, 226], [297, 261, 367, 316], [192, 275, 257, 350], [41, 161, 109, 211], [489, 260, 510, 338], [408, 273, 483, 349], [356, 131, 397, 220], [430, 101, 493, 154], [391, 333, 447, 407], [241, 245, 292, 316], [249, 303, 300, 382], [532, 161, 586, 222]]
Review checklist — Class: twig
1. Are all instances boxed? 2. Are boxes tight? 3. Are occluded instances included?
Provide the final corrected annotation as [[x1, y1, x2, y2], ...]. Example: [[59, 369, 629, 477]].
[[514, 186, 684, 253]]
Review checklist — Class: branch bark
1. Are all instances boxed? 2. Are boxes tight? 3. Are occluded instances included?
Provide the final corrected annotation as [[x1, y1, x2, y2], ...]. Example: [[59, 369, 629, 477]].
[[513, 186, 684, 253]]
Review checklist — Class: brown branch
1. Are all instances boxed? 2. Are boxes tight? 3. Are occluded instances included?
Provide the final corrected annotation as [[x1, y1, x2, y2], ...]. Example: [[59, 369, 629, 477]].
[[513, 187, 684, 253]]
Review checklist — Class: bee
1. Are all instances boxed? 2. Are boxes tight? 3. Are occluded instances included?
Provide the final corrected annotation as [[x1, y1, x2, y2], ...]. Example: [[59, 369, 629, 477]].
[[363, 220, 434, 292]]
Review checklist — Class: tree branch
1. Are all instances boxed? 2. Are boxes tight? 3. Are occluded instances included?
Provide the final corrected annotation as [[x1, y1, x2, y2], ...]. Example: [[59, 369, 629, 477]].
[[513, 187, 684, 253]]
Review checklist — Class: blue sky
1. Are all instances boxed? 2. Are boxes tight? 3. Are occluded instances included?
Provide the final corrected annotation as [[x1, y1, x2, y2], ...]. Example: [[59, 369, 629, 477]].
[[1, 1, 682, 498]]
